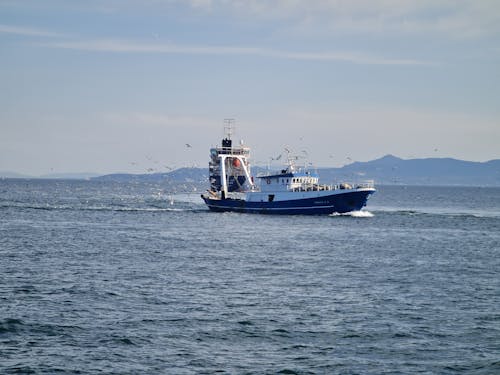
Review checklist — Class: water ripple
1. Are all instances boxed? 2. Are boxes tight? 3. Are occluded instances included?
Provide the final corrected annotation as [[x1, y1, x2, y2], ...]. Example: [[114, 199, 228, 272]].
[[1, 180, 499, 373]]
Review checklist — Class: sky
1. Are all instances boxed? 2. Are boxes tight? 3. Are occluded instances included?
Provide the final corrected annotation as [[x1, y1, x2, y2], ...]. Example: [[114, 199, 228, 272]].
[[1, 0, 499, 175]]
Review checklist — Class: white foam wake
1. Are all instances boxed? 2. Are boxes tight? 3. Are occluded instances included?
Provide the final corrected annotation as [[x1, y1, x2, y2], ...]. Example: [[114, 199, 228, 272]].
[[330, 210, 374, 218], [349, 210, 374, 218]]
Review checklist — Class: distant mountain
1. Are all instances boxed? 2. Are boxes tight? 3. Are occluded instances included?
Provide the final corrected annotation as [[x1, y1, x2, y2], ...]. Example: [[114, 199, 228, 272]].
[[93, 167, 208, 183], [90, 156, 500, 186], [0, 171, 34, 179], [3, 156, 500, 186], [317, 155, 500, 186], [38, 172, 100, 180], [0, 171, 99, 179]]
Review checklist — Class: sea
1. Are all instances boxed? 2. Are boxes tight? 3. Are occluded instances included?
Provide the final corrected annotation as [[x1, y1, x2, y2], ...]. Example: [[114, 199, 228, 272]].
[[1, 179, 499, 374]]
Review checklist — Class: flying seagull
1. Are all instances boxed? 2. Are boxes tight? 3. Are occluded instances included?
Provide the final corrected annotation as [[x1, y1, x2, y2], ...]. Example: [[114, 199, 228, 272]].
[[270, 153, 283, 161]]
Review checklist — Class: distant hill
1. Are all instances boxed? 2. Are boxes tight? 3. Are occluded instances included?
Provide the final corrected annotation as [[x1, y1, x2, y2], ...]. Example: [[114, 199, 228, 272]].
[[0, 171, 99, 179], [91, 155, 500, 187], [92, 167, 209, 191], [0, 171, 34, 179], [39, 172, 100, 180], [317, 155, 500, 186], [3, 156, 500, 186], [93, 167, 208, 183]]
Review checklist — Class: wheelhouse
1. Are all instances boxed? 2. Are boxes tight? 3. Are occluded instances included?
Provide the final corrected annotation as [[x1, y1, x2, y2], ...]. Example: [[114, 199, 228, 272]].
[[258, 170, 320, 192]]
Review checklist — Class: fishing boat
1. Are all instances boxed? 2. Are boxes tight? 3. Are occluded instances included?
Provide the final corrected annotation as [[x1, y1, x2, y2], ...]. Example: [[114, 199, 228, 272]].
[[201, 123, 375, 215]]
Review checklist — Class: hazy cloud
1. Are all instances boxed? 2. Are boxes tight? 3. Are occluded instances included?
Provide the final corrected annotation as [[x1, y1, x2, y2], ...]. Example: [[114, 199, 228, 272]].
[[103, 112, 212, 129], [178, 0, 500, 39], [1, 1, 498, 174], [41, 38, 433, 66], [4, 1, 499, 40], [0, 24, 64, 37]]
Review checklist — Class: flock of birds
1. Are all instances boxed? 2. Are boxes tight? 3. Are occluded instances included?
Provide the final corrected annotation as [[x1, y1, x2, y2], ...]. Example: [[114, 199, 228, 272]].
[[129, 140, 441, 177], [129, 143, 196, 174], [125, 141, 443, 203]]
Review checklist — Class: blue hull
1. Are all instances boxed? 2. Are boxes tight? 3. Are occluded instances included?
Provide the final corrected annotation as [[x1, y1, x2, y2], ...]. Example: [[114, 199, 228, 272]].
[[201, 189, 375, 215]]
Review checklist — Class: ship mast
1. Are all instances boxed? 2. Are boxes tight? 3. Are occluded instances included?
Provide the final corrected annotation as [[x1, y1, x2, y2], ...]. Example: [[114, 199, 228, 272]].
[[223, 118, 235, 142], [212, 119, 255, 198], [220, 119, 234, 198]]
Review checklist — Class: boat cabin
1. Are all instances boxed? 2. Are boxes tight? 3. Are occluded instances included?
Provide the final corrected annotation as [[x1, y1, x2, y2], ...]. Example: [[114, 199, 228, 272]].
[[258, 170, 320, 192]]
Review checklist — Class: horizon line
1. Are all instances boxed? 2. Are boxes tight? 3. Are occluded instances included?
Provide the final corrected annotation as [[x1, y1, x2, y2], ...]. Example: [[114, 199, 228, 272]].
[[2, 154, 499, 178]]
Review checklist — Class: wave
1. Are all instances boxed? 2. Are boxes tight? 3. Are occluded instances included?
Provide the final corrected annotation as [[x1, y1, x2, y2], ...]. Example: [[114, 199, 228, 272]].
[[327, 207, 500, 219], [2, 201, 498, 219], [371, 207, 500, 219], [0, 317, 83, 336], [0, 202, 206, 213]]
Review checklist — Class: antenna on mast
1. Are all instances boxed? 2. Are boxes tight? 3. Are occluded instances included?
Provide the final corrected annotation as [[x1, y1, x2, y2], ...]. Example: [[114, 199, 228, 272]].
[[224, 118, 235, 140]]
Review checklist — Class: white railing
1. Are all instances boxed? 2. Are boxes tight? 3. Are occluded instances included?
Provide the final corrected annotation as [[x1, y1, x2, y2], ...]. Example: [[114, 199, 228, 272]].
[[355, 180, 375, 189], [216, 146, 250, 155], [289, 180, 375, 192]]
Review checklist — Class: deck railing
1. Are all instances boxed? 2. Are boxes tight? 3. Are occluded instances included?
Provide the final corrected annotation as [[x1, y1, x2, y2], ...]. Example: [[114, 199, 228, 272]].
[[290, 180, 375, 192], [216, 146, 250, 155]]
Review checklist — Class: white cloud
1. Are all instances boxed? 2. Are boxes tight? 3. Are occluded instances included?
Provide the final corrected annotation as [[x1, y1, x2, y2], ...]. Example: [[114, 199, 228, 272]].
[[181, 0, 500, 39], [4, 1, 499, 40], [40, 38, 433, 65], [0, 24, 63, 37]]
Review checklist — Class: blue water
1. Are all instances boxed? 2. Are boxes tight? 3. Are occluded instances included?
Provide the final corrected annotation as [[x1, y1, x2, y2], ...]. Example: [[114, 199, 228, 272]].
[[1, 180, 499, 374]]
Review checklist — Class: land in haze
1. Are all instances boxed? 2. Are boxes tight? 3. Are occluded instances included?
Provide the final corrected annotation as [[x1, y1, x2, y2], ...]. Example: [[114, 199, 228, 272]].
[[3, 155, 499, 187]]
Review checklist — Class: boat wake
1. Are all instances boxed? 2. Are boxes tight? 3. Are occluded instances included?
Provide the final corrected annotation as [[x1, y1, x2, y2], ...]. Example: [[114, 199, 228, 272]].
[[0, 202, 205, 213], [330, 210, 374, 218], [349, 210, 374, 218], [370, 207, 500, 219]]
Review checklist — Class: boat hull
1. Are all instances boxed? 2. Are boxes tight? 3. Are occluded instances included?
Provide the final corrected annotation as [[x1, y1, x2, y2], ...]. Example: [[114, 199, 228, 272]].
[[201, 188, 375, 215]]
